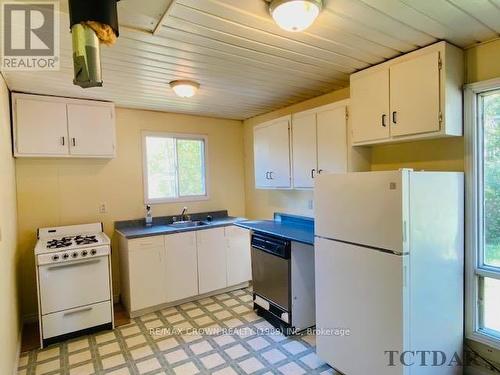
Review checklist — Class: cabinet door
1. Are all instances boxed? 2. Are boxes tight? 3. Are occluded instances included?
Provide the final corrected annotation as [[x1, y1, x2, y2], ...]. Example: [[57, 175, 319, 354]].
[[67, 103, 115, 157], [128, 238, 166, 311], [390, 51, 441, 137], [267, 118, 291, 188], [317, 107, 347, 175], [164, 232, 198, 302], [197, 228, 227, 294], [350, 69, 390, 143], [292, 113, 317, 188], [14, 98, 69, 156], [253, 125, 271, 188], [225, 226, 252, 286]]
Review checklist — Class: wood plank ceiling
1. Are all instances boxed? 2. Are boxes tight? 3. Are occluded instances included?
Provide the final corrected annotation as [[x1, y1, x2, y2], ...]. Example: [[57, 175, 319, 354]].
[[3, 0, 500, 120]]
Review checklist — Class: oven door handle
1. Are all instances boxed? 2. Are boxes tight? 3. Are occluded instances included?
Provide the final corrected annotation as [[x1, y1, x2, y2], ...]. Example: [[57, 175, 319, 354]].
[[46, 258, 101, 270], [63, 306, 93, 316]]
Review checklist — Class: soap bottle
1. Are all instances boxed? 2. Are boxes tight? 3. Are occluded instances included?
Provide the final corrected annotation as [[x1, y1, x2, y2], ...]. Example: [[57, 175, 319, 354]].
[[145, 205, 153, 227]]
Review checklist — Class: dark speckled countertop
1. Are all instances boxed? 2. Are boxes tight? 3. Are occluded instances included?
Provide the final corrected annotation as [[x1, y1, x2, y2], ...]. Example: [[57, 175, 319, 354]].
[[115, 210, 246, 239], [235, 213, 314, 245]]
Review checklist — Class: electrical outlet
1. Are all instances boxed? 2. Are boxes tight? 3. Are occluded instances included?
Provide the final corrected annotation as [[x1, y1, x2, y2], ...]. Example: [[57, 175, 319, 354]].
[[99, 203, 107, 214], [308, 199, 314, 210]]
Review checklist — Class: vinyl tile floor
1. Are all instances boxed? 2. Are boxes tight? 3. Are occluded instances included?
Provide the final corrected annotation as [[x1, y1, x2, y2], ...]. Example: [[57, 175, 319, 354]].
[[18, 287, 337, 375]]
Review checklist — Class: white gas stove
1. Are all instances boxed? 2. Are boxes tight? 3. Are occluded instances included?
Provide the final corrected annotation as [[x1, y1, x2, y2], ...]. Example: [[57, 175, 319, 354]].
[[35, 223, 114, 347]]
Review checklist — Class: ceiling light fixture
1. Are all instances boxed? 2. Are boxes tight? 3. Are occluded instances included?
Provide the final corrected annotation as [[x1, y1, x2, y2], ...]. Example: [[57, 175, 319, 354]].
[[269, 0, 323, 32], [169, 80, 200, 98]]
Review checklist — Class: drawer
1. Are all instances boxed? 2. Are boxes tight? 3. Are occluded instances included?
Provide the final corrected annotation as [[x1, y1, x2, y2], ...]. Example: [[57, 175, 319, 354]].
[[42, 301, 112, 339], [128, 236, 164, 251]]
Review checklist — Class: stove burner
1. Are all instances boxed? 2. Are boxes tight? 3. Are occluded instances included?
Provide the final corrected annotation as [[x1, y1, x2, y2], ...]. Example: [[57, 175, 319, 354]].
[[46, 235, 99, 249], [74, 235, 98, 245], [46, 239, 73, 249]]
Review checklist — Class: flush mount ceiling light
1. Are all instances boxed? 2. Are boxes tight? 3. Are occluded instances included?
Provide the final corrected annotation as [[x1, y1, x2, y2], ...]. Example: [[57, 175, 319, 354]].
[[269, 0, 323, 32], [169, 80, 200, 98]]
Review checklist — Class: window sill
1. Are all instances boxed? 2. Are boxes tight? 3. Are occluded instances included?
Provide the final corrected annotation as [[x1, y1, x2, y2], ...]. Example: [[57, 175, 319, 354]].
[[468, 331, 500, 351], [146, 195, 210, 205]]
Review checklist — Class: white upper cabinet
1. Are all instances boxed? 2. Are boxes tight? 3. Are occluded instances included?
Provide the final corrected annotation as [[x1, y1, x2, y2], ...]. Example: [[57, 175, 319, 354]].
[[317, 107, 348, 175], [351, 69, 390, 144], [292, 113, 317, 188], [67, 104, 116, 157], [254, 115, 291, 189], [12, 93, 116, 158], [389, 51, 440, 137], [350, 41, 464, 146], [291, 103, 348, 189], [14, 97, 69, 156]]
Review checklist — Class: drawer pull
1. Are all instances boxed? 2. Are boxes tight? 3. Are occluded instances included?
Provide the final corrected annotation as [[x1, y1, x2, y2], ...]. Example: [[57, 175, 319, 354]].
[[63, 306, 92, 316]]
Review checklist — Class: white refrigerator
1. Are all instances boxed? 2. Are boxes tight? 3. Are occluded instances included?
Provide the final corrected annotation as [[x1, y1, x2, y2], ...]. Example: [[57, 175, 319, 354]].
[[314, 170, 464, 375]]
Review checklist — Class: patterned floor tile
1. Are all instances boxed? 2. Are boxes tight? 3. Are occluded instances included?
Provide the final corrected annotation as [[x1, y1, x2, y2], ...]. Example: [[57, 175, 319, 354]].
[[19, 287, 332, 375]]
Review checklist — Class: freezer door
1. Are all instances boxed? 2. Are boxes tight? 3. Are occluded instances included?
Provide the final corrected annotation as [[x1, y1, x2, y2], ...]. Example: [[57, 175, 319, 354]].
[[315, 170, 408, 253], [315, 237, 407, 375]]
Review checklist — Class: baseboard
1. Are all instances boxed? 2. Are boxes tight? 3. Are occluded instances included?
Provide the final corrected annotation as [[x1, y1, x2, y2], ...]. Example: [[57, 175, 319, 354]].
[[12, 325, 22, 375]]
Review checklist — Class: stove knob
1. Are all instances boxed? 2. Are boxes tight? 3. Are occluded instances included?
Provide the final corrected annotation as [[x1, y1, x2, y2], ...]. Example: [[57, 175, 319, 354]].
[[72, 252, 78, 258], [81, 250, 88, 257], [90, 249, 97, 256], [52, 254, 60, 261], [62, 253, 69, 260]]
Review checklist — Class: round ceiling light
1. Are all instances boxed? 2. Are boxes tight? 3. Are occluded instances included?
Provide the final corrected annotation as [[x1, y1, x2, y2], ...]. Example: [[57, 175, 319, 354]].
[[169, 80, 200, 98], [269, 0, 323, 32]]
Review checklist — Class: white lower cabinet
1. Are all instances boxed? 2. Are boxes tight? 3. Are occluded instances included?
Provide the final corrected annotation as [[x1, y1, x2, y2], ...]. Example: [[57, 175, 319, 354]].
[[125, 236, 167, 312], [164, 232, 199, 302], [119, 225, 251, 316], [225, 226, 252, 286], [197, 227, 228, 294]]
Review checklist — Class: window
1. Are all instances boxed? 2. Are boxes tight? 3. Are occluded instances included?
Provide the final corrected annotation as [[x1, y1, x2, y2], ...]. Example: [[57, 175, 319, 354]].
[[143, 132, 208, 203], [465, 79, 500, 349]]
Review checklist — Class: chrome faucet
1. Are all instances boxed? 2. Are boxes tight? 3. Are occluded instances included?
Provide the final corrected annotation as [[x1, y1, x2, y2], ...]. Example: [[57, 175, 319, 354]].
[[180, 206, 188, 222]]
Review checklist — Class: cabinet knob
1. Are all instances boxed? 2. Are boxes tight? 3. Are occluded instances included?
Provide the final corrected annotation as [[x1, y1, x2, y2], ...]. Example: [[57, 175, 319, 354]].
[[381, 114, 387, 128], [72, 137, 77, 147], [269, 172, 274, 180], [311, 169, 316, 178], [60, 136, 65, 146]]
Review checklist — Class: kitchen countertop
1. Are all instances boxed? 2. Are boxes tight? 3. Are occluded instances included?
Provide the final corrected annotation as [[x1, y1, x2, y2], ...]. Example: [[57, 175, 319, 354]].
[[235, 213, 314, 245], [115, 210, 246, 239]]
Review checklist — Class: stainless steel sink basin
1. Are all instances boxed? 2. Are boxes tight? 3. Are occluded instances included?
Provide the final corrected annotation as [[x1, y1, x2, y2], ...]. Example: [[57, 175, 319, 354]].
[[169, 220, 209, 228]]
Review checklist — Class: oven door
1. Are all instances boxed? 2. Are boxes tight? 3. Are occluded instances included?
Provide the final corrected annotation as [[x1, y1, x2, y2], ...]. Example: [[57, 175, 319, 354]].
[[38, 255, 111, 314], [251, 247, 290, 311]]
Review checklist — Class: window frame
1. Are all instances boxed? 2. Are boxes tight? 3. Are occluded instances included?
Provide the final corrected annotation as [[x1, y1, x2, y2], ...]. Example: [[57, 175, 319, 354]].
[[142, 131, 209, 204], [465, 78, 500, 350]]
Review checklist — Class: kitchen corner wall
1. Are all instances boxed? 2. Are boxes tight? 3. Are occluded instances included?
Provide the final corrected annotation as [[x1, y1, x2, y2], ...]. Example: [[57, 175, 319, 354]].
[[16, 108, 246, 319], [0, 75, 21, 373]]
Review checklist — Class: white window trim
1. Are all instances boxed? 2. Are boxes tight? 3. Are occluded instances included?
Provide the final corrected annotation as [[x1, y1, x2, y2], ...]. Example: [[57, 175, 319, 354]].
[[142, 131, 209, 204], [465, 77, 500, 350]]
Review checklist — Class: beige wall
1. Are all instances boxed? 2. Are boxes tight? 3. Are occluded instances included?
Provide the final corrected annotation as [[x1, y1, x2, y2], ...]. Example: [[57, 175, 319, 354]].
[[16, 108, 245, 318], [0, 75, 21, 373], [243, 88, 350, 219], [466, 38, 500, 83]]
